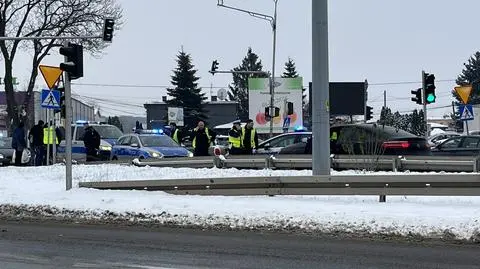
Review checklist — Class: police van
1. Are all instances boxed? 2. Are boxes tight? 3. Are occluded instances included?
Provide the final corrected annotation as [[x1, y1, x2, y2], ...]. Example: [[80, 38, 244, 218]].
[[57, 121, 123, 162]]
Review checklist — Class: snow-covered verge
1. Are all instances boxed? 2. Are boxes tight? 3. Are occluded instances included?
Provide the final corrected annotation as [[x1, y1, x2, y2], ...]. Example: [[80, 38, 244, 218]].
[[1, 164, 480, 243]]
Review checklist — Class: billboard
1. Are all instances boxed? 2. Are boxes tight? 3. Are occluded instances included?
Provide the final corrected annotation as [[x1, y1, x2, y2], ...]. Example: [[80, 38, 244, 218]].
[[248, 77, 303, 133]]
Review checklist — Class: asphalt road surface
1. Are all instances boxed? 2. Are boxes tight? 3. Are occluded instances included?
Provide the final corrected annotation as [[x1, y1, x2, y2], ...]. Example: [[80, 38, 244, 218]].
[[0, 221, 480, 269]]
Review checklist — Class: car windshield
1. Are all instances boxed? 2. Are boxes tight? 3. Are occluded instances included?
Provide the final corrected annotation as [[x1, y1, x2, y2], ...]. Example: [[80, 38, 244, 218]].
[[0, 137, 11, 148], [92, 125, 123, 139], [139, 135, 179, 147]]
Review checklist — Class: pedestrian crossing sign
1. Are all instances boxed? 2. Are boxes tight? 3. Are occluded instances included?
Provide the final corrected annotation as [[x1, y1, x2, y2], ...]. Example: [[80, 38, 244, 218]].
[[459, 104, 474, 121], [41, 89, 61, 109]]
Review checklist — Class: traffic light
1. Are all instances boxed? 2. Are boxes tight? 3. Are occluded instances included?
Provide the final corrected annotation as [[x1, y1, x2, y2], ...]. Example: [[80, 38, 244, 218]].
[[59, 43, 83, 80], [287, 102, 293, 115], [423, 72, 436, 104], [102, 18, 115, 42], [210, 60, 219, 75], [365, 106, 373, 121], [411, 88, 423, 105]]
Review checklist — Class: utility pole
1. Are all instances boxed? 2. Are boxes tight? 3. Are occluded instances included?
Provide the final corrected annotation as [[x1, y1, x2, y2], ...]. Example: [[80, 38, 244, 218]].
[[217, 0, 278, 137], [422, 70, 428, 139], [312, 0, 330, 175], [384, 90, 387, 109]]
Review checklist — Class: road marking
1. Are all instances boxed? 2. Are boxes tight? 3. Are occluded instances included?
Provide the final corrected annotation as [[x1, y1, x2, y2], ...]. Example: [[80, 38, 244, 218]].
[[73, 262, 182, 269]]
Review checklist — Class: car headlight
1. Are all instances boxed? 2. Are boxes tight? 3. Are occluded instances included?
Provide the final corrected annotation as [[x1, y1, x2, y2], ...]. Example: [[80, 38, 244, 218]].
[[187, 151, 194, 157], [149, 151, 163, 158], [100, 145, 112, 151]]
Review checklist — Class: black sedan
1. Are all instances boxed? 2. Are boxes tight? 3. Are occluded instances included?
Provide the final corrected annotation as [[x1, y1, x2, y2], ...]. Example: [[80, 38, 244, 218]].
[[431, 135, 480, 156], [279, 123, 431, 156]]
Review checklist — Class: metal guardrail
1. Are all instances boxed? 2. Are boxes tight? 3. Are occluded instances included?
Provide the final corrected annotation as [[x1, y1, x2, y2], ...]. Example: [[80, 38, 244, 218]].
[[79, 174, 480, 197], [129, 154, 480, 173]]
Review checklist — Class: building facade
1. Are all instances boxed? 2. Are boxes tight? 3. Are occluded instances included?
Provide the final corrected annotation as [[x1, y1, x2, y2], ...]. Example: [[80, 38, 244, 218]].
[[144, 101, 238, 129]]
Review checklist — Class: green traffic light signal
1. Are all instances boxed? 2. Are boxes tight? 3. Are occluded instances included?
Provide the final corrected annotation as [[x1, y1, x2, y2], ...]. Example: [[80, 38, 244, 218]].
[[426, 93, 435, 103]]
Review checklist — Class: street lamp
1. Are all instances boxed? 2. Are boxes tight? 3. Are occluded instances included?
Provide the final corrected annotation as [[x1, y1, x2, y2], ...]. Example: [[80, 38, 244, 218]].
[[217, 0, 279, 137]]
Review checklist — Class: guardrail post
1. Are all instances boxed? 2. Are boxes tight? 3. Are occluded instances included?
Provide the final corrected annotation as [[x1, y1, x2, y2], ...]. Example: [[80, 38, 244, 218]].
[[474, 156, 480, 172], [392, 156, 400, 172], [213, 156, 223, 168], [265, 156, 274, 169], [379, 194, 386, 202], [329, 154, 335, 170]]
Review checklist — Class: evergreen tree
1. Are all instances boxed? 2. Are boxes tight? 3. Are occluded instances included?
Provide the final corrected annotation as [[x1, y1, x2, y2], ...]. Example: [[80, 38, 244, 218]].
[[456, 52, 480, 104], [281, 57, 307, 112], [228, 47, 268, 121], [107, 116, 124, 132], [281, 58, 299, 78], [166, 50, 207, 128]]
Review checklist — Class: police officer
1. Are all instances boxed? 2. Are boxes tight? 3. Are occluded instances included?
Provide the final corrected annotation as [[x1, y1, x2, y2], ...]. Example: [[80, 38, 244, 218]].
[[228, 120, 242, 155], [190, 120, 216, 156], [82, 123, 101, 162], [241, 119, 258, 154], [170, 122, 181, 144], [43, 122, 59, 165]]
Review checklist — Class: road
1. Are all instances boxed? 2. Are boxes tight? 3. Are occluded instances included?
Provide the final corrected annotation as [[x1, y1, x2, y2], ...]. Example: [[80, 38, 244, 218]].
[[0, 221, 479, 269]]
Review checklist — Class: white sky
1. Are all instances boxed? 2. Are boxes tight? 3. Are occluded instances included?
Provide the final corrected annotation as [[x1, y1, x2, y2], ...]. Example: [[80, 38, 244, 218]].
[[6, 0, 480, 118]]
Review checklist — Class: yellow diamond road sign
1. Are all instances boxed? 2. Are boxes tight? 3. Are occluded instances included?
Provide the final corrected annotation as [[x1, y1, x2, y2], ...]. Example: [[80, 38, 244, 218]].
[[454, 85, 472, 104], [39, 65, 63, 89]]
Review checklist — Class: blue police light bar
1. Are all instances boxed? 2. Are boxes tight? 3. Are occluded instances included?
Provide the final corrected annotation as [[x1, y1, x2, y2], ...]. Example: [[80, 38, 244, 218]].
[[294, 125, 307, 132], [76, 120, 88, 125], [140, 129, 164, 134]]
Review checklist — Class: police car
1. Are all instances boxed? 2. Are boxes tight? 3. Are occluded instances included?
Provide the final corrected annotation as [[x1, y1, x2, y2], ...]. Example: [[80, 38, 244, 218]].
[[57, 121, 124, 161], [110, 129, 193, 161]]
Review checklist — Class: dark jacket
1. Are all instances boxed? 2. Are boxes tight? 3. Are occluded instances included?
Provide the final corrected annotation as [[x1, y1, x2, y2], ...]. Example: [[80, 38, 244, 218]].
[[82, 126, 101, 150], [190, 127, 216, 156], [29, 124, 44, 147], [242, 127, 259, 150], [12, 127, 26, 151]]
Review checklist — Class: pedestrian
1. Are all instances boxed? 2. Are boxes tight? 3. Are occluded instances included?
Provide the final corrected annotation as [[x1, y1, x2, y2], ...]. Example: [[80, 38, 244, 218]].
[[190, 120, 216, 156], [228, 120, 243, 155], [12, 121, 26, 166], [29, 120, 45, 166], [241, 119, 259, 154], [169, 122, 182, 144], [82, 123, 101, 162], [43, 122, 59, 165]]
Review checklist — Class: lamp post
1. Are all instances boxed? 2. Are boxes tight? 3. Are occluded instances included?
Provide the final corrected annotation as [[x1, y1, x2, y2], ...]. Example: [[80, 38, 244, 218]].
[[217, 0, 279, 137]]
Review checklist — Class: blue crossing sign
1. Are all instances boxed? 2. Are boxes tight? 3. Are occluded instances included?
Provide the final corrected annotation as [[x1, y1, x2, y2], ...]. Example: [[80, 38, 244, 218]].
[[459, 104, 474, 121], [41, 89, 61, 109]]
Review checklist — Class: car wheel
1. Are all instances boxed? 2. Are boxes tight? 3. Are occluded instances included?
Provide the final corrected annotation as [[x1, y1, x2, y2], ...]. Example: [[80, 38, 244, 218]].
[[112, 156, 118, 161]]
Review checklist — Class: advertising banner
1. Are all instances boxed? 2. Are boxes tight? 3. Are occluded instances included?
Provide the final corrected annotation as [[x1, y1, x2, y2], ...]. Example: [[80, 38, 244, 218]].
[[248, 77, 303, 133]]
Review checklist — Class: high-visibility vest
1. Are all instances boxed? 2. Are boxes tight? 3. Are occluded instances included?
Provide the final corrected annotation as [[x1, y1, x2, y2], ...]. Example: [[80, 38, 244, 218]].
[[192, 127, 211, 149], [43, 127, 58, 145], [241, 127, 256, 148], [172, 129, 179, 144], [228, 128, 241, 148], [330, 131, 338, 141]]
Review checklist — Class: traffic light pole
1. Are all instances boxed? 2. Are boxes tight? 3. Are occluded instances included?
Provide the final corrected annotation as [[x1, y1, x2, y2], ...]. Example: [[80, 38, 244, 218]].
[[312, 0, 330, 176], [64, 70, 73, 190], [422, 70, 428, 140]]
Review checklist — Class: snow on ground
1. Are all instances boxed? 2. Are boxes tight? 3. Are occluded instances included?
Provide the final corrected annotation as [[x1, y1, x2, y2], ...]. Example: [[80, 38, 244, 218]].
[[1, 164, 480, 241]]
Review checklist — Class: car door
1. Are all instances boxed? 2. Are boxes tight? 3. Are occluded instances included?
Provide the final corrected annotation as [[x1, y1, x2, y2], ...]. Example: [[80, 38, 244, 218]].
[[118, 136, 133, 160], [128, 136, 142, 158], [433, 136, 463, 156], [456, 137, 480, 156]]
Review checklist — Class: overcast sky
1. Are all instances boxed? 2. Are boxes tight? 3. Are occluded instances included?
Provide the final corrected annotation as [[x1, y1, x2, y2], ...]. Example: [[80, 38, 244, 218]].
[[7, 0, 480, 119]]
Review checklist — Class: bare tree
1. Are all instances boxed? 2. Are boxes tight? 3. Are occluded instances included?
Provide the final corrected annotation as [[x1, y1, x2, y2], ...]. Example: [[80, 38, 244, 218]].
[[0, 0, 122, 131]]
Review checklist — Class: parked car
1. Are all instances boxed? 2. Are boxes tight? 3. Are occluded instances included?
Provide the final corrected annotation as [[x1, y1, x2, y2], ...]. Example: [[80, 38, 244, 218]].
[[279, 124, 431, 156], [0, 136, 31, 165], [427, 132, 460, 147], [209, 135, 229, 156], [255, 132, 312, 155], [111, 131, 193, 161], [57, 121, 123, 161], [431, 135, 480, 156]]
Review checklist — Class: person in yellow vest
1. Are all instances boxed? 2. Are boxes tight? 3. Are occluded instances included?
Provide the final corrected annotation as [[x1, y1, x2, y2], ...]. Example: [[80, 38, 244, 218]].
[[169, 122, 182, 144], [190, 120, 216, 156], [43, 122, 59, 165], [228, 120, 242, 155], [241, 119, 258, 155]]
